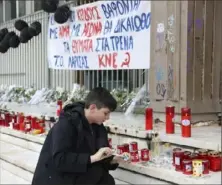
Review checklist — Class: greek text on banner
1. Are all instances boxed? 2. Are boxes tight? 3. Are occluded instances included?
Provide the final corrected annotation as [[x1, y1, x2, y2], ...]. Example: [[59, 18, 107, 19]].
[[47, 0, 151, 70]]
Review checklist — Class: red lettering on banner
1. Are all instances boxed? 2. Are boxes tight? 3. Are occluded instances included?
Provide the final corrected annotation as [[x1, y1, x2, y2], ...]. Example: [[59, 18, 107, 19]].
[[98, 53, 118, 69], [72, 39, 93, 54], [77, 6, 101, 21], [121, 52, 131, 68], [82, 21, 102, 37], [59, 25, 70, 38]]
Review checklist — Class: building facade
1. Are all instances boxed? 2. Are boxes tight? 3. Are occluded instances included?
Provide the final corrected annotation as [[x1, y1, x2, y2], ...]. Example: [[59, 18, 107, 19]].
[[0, 0, 221, 122], [0, 0, 146, 92]]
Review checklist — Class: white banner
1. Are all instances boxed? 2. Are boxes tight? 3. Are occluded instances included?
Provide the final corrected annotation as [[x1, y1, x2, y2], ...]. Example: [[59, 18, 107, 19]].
[[47, 0, 151, 70]]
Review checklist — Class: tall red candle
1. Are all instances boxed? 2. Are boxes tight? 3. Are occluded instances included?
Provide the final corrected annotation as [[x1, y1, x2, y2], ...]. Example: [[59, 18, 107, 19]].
[[145, 108, 153, 130]]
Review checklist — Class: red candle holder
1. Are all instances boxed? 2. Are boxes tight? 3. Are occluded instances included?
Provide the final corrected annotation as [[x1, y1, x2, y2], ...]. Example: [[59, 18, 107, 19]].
[[0, 111, 3, 126], [172, 148, 182, 165], [24, 116, 32, 132], [181, 107, 191, 137], [145, 108, 153, 130], [182, 159, 192, 175], [123, 143, 130, 153], [141, 148, 149, 161], [183, 151, 192, 159], [31, 117, 37, 129], [5, 112, 12, 127], [197, 149, 208, 160], [129, 142, 138, 152], [166, 106, 175, 134], [117, 145, 125, 155], [174, 150, 184, 171], [57, 100, 63, 116], [130, 150, 139, 162], [202, 159, 209, 174], [11, 114, 19, 130], [1, 111, 6, 126], [18, 113, 25, 131], [189, 153, 199, 160], [208, 152, 221, 172]]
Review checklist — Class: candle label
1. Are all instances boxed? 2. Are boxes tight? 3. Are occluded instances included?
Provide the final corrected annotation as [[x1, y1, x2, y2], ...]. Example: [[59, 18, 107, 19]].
[[26, 123, 31, 129], [175, 157, 180, 165], [185, 164, 192, 172], [182, 119, 190, 126]]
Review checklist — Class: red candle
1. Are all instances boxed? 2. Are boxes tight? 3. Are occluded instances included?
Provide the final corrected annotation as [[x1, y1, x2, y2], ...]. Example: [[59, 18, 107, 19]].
[[197, 149, 208, 160], [145, 108, 153, 130], [181, 108, 191, 137], [130, 150, 139, 162], [57, 100, 63, 116], [129, 142, 138, 152], [117, 145, 125, 155], [18, 113, 25, 131], [183, 151, 192, 159], [202, 159, 209, 174], [4, 112, 11, 127], [31, 117, 37, 129], [141, 148, 149, 161], [208, 152, 221, 172], [123, 143, 130, 153], [166, 106, 175, 134]]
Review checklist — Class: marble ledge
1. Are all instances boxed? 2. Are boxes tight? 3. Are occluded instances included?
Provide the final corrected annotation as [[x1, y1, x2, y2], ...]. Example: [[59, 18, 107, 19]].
[[0, 127, 45, 144], [119, 162, 221, 185], [105, 123, 221, 152], [0, 141, 221, 185], [1, 124, 221, 152]]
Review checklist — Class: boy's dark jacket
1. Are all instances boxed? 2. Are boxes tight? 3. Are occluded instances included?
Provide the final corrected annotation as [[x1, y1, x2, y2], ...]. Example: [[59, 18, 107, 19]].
[[32, 102, 118, 185]]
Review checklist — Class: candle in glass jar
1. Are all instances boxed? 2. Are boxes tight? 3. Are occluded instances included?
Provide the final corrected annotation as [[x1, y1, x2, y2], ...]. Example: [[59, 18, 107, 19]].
[[189, 153, 198, 160], [175, 151, 184, 171], [183, 151, 192, 159], [182, 159, 192, 175], [208, 152, 221, 172], [117, 145, 125, 155], [131, 150, 139, 162], [129, 142, 138, 152], [141, 148, 149, 161], [202, 159, 209, 174], [172, 148, 182, 166], [123, 143, 130, 153], [197, 149, 208, 160]]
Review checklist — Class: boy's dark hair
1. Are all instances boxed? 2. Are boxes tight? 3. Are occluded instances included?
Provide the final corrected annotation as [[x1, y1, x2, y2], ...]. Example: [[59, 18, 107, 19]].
[[85, 87, 117, 112]]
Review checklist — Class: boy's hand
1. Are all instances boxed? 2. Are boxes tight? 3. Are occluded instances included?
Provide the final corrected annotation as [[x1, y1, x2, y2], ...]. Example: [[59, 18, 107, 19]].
[[90, 147, 112, 163], [111, 153, 131, 164]]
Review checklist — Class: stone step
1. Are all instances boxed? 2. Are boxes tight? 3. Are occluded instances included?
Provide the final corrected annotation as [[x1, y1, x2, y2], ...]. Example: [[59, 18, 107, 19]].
[[0, 167, 30, 184], [0, 141, 131, 184], [0, 139, 172, 185], [0, 127, 221, 184], [0, 132, 173, 184]]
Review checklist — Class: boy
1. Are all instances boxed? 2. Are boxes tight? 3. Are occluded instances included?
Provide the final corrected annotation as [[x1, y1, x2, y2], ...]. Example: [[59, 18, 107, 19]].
[[32, 87, 120, 185]]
